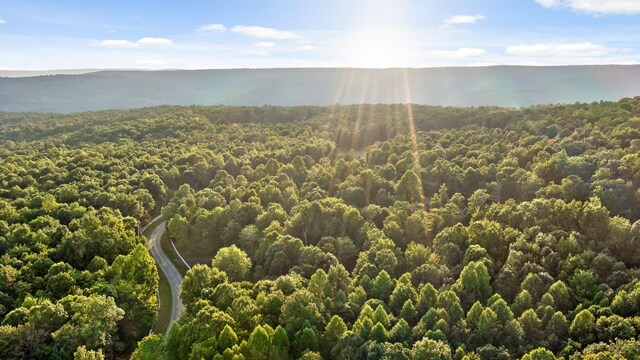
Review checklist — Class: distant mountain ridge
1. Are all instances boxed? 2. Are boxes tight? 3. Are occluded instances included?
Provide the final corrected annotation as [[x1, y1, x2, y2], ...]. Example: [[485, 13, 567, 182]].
[[0, 69, 101, 78], [1, 66, 639, 113]]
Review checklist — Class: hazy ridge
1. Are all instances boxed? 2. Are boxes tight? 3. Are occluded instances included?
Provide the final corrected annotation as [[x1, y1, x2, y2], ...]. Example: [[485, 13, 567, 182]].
[[1, 65, 639, 112]]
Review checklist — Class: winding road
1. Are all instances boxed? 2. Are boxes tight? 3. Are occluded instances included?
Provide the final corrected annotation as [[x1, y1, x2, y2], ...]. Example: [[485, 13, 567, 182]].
[[145, 216, 185, 334]]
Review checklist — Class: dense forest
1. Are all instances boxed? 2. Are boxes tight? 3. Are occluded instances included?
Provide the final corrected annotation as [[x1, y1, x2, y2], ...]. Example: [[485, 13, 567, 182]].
[[1, 99, 640, 359]]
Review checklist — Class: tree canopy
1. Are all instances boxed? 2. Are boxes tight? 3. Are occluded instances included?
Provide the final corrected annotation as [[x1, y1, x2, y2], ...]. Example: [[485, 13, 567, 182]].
[[1, 99, 640, 359]]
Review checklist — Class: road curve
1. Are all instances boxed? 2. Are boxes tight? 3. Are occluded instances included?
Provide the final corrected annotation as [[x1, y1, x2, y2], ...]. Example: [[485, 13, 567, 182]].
[[147, 219, 184, 335]]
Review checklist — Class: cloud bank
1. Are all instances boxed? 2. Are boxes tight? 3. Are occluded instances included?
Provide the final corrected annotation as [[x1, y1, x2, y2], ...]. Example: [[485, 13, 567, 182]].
[[444, 15, 486, 26], [506, 42, 615, 57], [97, 37, 173, 48], [232, 25, 301, 40], [197, 24, 226, 32], [535, 0, 640, 15]]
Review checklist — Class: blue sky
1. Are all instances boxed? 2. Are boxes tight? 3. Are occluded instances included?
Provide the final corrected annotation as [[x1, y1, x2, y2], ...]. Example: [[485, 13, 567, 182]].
[[1, 0, 639, 69]]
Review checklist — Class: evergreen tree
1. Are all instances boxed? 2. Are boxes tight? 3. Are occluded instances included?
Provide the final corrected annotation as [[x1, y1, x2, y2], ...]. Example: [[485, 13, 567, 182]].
[[396, 170, 423, 203], [570, 309, 596, 344], [371, 270, 395, 301]]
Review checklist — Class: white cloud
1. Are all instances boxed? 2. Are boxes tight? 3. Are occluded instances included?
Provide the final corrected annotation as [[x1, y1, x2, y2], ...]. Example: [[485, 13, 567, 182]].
[[298, 45, 314, 51], [197, 23, 226, 32], [137, 59, 168, 65], [97, 39, 139, 48], [97, 37, 173, 48], [255, 41, 276, 48], [535, 0, 640, 15], [506, 42, 615, 57], [428, 48, 487, 59], [444, 15, 486, 26], [137, 37, 173, 45], [242, 49, 271, 56], [535, 0, 562, 8], [232, 25, 301, 40], [0, 19, 6, 25]]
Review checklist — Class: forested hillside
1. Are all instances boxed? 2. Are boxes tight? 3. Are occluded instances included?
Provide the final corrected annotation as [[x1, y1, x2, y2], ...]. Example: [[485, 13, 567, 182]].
[[2, 66, 640, 112], [1, 99, 640, 359]]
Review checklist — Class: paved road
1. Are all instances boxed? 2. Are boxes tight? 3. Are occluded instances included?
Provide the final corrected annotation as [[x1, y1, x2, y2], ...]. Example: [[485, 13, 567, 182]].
[[146, 219, 184, 334]]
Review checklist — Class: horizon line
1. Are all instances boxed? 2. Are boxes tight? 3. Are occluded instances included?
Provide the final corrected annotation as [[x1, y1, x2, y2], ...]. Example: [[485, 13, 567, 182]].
[[2, 63, 640, 73]]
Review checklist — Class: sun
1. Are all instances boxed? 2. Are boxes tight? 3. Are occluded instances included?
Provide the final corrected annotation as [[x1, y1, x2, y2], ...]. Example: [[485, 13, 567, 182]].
[[346, 28, 417, 68], [340, 0, 420, 68]]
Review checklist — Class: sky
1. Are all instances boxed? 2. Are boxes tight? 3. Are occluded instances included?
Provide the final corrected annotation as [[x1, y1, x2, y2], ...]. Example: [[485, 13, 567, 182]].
[[1, 0, 640, 69]]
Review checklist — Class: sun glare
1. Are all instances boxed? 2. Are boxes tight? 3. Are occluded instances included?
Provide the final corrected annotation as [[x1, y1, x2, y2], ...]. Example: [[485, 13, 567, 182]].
[[346, 28, 417, 68], [341, 1, 419, 68]]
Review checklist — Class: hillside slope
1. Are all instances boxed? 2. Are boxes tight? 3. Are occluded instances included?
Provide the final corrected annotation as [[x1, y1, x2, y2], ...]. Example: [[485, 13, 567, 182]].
[[1, 66, 639, 112]]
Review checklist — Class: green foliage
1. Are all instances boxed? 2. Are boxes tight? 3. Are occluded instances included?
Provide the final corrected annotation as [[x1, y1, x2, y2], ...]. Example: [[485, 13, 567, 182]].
[[547, 312, 569, 350], [322, 316, 346, 356], [53, 295, 125, 355], [370, 322, 388, 342], [521, 347, 556, 360], [179, 265, 227, 311], [518, 309, 543, 344], [476, 308, 499, 346], [246, 325, 272, 359], [396, 170, 423, 203], [73, 346, 104, 360], [389, 274, 418, 313], [399, 299, 419, 325], [512, 290, 534, 317], [218, 325, 239, 351], [59, 208, 141, 269], [459, 261, 492, 309], [371, 270, 395, 301], [108, 244, 159, 343], [572, 338, 640, 359], [280, 290, 325, 335], [411, 337, 452, 359], [131, 334, 166, 360], [272, 325, 290, 359], [570, 309, 596, 345], [294, 327, 320, 357], [389, 318, 412, 344], [2, 101, 640, 359], [212, 245, 252, 281]]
